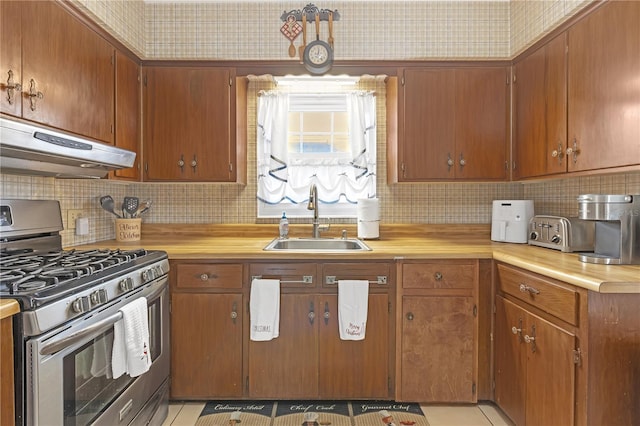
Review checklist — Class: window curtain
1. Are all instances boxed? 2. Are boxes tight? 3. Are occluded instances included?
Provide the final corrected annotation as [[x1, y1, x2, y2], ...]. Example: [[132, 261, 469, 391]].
[[257, 90, 376, 206]]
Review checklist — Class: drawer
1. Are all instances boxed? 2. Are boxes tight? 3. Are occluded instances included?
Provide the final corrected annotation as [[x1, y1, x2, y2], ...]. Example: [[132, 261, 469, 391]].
[[322, 262, 391, 287], [176, 263, 243, 289], [497, 263, 578, 326], [403, 261, 476, 289], [249, 263, 317, 288]]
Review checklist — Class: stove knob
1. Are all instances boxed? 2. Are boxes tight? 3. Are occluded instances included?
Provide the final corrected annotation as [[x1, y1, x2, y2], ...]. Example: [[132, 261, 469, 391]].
[[90, 288, 108, 305], [119, 277, 133, 292], [72, 296, 90, 313], [551, 235, 562, 244], [530, 232, 538, 240]]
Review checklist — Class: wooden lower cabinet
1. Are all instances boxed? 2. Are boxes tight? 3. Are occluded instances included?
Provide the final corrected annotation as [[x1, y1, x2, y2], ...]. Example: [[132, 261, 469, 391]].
[[170, 262, 244, 399], [398, 260, 479, 402], [248, 262, 392, 399], [1, 316, 15, 425], [495, 296, 575, 426]]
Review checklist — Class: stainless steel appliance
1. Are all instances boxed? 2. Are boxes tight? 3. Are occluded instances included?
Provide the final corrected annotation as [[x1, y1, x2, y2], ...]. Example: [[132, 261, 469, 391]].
[[528, 215, 595, 252], [491, 200, 534, 243], [0, 115, 136, 178], [0, 199, 169, 425], [577, 194, 640, 264]]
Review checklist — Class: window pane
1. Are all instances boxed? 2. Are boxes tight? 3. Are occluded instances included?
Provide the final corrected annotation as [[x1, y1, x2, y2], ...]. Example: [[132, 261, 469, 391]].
[[303, 112, 333, 132], [334, 112, 349, 132], [333, 134, 350, 153]]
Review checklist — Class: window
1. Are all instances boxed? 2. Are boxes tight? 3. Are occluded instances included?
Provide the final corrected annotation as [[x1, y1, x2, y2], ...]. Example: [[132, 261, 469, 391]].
[[257, 83, 376, 219]]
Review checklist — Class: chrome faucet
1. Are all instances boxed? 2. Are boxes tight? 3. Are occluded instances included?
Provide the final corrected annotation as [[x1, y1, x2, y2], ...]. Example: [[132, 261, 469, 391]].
[[307, 183, 329, 238]]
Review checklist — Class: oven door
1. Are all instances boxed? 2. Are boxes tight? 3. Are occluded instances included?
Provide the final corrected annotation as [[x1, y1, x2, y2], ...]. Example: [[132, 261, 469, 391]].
[[26, 277, 169, 426]]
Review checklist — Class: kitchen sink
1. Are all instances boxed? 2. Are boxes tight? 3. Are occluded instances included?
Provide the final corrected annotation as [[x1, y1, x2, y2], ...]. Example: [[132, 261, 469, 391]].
[[263, 237, 372, 252]]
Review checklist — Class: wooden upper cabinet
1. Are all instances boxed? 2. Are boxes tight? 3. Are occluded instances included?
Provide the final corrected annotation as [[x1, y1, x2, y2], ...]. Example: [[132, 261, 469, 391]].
[[20, 1, 115, 144], [395, 67, 508, 181], [113, 51, 141, 180], [143, 66, 237, 182], [567, 1, 640, 172], [0, 1, 22, 116], [513, 33, 567, 179]]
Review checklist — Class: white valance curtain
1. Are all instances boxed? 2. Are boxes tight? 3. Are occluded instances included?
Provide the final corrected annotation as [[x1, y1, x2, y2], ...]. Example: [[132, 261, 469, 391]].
[[257, 91, 377, 206]]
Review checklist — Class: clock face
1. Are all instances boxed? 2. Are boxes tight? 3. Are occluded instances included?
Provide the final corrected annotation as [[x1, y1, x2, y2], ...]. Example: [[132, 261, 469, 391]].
[[308, 44, 329, 65]]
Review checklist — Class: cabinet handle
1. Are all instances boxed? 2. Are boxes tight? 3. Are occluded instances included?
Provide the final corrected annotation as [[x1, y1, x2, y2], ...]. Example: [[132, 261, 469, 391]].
[[191, 154, 197, 172], [551, 142, 564, 165], [511, 318, 523, 342], [27, 79, 43, 111], [524, 324, 537, 353], [459, 153, 466, 167], [231, 301, 238, 324], [519, 283, 540, 295], [3, 70, 22, 105], [565, 138, 580, 164], [406, 312, 414, 321], [447, 153, 454, 171], [199, 273, 217, 281], [434, 272, 443, 281], [178, 154, 185, 172], [323, 302, 330, 325], [308, 301, 315, 325]]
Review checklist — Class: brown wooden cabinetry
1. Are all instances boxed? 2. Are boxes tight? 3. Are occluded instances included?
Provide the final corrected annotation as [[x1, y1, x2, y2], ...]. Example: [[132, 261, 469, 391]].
[[513, 33, 567, 179], [567, 0, 640, 172], [248, 262, 392, 399], [113, 51, 141, 180], [397, 260, 478, 402], [494, 263, 578, 426], [170, 262, 244, 399], [390, 67, 508, 182], [143, 66, 243, 182], [0, 1, 115, 144], [1, 315, 15, 425]]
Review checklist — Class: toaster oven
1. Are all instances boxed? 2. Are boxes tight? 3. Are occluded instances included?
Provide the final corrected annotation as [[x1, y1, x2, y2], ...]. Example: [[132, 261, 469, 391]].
[[528, 215, 595, 252]]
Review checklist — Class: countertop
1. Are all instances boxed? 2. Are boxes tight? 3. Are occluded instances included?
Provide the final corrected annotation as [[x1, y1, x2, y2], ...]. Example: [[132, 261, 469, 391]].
[[0, 300, 20, 320], [72, 223, 640, 293]]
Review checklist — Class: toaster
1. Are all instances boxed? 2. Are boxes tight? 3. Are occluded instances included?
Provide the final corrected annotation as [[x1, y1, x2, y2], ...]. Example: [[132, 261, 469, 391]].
[[528, 215, 595, 252]]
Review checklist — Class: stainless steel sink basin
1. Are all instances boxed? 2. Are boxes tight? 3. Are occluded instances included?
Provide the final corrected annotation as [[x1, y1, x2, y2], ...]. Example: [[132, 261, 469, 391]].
[[263, 237, 372, 252]]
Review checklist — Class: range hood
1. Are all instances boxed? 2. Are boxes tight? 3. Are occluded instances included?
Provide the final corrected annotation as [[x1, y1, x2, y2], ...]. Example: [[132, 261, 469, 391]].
[[0, 116, 136, 178]]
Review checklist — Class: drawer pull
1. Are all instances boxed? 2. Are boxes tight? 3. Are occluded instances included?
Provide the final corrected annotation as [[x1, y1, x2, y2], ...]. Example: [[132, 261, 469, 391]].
[[252, 275, 313, 285], [519, 283, 540, 295], [200, 273, 218, 281], [323, 302, 330, 325], [511, 318, 523, 342], [231, 302, 238, 324], [406, 312, 414, 321], [308, 301, 315, 325], [434, 272, 443, 281]]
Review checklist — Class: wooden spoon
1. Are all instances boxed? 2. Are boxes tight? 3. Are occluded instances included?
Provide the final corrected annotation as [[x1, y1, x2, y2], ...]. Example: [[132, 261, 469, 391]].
[[299, 13, 307, 63]]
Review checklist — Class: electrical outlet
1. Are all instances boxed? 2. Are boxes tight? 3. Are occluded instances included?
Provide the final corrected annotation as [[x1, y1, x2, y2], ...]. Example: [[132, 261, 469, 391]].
[[67, 209, 83, 229]]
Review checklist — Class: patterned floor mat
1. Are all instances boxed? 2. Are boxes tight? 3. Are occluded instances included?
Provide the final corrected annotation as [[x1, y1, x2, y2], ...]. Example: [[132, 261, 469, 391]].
[[196, 401, 429, 426], [273, 401, 352, 426], [196, 401, 274, 426]]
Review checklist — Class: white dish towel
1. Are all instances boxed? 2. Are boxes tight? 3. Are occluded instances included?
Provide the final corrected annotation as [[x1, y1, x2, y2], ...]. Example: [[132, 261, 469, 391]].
[[250, 278, 280, 341], [338, 280, 369, 340], [111, 297, 151, 378]]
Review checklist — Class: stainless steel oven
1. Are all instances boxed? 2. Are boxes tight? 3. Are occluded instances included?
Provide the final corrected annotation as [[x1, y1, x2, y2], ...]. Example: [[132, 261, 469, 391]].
[[0, 199, 170, 426]]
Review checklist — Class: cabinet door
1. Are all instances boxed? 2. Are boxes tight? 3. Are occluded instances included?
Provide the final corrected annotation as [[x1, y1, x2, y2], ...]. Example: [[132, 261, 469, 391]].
[[525, 309, 576, 426], [144, 66, 234, 181], [0, 1, 22, 116], [248, 294, 318, 398], [113, 51, 140, 180], [513, 34, 567, 179], [400, 68, 455, 180], [401, 295, 476, 402], [454, 68, 508, 180], [318, 294, 389, 399], [494, 296, 526, 426], [568, 1, 640, 171], [21, 1, 115, 144], [171, 293, 243, 398]]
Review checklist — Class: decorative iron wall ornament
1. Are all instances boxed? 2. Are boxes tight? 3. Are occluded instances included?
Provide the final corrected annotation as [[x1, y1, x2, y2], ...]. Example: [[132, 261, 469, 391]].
[[280, 3, 340, 23]]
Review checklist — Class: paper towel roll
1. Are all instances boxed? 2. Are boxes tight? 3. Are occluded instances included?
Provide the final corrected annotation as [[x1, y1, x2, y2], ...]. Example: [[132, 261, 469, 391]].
[[357, 198, 379, 239]]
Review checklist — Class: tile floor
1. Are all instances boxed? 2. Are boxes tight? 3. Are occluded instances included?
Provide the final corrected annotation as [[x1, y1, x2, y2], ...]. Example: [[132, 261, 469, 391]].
[[162, 401, 514, 426]]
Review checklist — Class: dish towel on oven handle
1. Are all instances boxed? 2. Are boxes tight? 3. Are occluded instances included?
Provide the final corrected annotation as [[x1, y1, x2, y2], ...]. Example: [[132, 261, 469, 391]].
[[111, 297, 151, 378], [338, 280, 369, 340], [250, 278, 280, 341]]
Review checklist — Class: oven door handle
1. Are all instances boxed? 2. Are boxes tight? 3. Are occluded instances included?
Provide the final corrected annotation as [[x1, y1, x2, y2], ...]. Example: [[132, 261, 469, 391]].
[[39, 281, 166, 356]]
